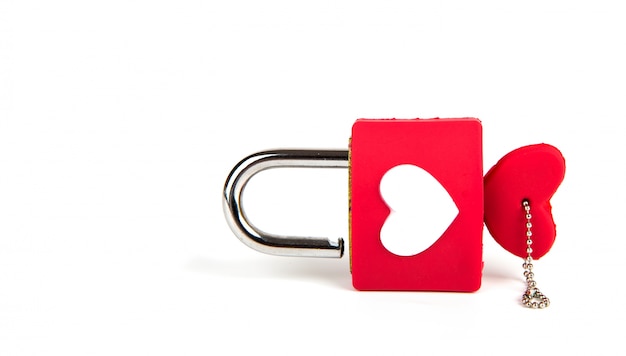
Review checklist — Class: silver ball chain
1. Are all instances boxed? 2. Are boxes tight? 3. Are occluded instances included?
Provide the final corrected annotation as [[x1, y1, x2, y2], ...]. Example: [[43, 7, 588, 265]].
[[521, 200, 550, 309]]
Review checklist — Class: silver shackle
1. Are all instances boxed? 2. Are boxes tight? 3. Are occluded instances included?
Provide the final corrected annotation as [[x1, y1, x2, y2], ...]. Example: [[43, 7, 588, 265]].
[[222, 149, 349, 258]]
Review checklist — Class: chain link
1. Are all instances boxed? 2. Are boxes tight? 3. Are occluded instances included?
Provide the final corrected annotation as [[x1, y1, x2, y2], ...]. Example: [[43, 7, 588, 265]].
[[521, 200, 550, 309]]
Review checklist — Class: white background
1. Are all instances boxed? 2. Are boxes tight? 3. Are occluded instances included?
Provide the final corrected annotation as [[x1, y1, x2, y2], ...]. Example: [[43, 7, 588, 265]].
[[1, 1, 624, 355]]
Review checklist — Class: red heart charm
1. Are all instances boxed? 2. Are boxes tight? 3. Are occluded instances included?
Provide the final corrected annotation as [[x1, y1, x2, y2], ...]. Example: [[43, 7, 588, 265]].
[[484, 144, 566, 259]]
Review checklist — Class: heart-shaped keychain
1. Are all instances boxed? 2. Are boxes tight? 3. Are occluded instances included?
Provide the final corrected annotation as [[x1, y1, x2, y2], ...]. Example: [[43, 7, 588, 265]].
[[484, 144, 566, 308]]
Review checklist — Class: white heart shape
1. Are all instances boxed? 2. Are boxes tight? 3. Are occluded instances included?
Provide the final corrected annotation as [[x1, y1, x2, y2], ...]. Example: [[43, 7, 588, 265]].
[[379, 164, 459, 256]]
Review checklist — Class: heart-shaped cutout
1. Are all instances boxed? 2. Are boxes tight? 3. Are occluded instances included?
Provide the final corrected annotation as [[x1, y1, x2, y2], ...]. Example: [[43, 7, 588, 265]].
[[379, 164, 459, 256], [484, 144, 565, 259]]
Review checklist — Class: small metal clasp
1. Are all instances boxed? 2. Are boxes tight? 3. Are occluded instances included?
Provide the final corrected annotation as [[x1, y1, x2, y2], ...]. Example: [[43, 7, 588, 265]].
[[222, 149, 349, 258]]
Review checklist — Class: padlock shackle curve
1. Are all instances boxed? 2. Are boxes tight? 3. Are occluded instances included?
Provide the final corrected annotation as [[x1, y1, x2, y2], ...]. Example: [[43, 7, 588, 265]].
[[223, 149, 348, 258]]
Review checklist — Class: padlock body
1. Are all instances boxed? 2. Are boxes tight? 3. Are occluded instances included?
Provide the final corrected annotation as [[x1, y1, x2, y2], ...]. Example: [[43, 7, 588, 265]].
[[350, 118, 483, 291]]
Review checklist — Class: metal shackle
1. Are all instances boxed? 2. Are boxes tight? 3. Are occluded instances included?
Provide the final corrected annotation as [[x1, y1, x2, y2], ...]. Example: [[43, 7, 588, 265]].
[[222, 149, 349, 258]]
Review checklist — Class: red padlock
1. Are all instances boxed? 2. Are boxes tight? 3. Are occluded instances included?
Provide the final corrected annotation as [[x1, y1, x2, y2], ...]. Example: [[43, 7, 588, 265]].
[[350, 118, 483, 291], [223, 118, 484, 292]]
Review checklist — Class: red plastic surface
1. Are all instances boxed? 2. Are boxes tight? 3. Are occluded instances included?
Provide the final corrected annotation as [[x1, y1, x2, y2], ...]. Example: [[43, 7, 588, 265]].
[[484, 144, 565, 259], [350, 118, 483, 292]]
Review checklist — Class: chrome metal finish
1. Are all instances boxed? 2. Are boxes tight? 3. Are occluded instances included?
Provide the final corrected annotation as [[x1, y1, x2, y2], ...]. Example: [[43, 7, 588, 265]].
[[521, 200, 550, 309], [223, 149, 348, 258]]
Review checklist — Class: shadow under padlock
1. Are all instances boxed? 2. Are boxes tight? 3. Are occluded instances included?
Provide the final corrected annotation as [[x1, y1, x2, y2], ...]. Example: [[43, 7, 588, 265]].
[[223, 118, 565, 301]]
